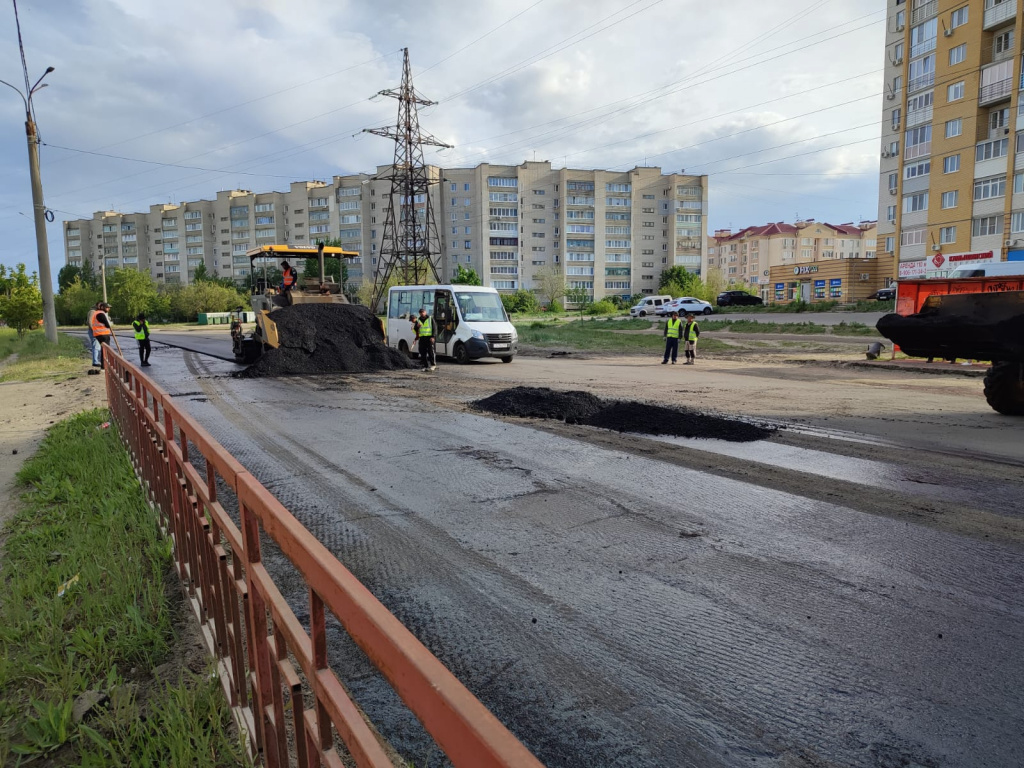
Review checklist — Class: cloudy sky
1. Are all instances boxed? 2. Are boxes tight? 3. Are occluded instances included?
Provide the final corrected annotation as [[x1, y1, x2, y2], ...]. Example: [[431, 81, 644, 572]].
[[0, 0, 884, 281]]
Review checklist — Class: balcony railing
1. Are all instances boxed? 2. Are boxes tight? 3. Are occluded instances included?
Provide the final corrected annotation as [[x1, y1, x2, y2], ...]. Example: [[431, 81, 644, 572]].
[[980, 77, 1013, 104], [908, 73, 935, 92], [909, 38, 936, 58], [911, 0, 938, 24], [984, 0, 1016, 29]]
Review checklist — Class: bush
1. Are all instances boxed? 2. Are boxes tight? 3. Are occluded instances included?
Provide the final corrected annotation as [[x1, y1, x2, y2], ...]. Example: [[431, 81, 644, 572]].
[[166, 283, 247, 322], [55, 277, 100, 326], [547, 299, 564, 314], [588, 300, 617, 315], [501, 289, 539, 314]]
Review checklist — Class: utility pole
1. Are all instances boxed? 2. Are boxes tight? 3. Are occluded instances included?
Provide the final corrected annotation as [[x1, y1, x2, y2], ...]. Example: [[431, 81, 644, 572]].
[[1, 0, 57, 342], [101, 259, 108, 304]]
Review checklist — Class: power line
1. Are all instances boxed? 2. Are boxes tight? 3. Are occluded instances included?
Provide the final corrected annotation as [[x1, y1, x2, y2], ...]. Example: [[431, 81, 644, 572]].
[[42, 143, 302, 179]]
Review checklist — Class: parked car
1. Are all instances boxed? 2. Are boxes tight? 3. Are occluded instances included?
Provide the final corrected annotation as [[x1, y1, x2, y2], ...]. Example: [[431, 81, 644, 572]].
[[868, 285, 897, 301], [657, 297, 714, 316], [629, 295, 673, 317], [716, 290, 764, 307]]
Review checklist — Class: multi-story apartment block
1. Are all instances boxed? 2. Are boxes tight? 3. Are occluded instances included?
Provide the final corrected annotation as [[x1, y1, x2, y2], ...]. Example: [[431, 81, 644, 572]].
[[880, 0, 1024, 279], [63, 163, 708, 302], [707, 219, 885, 303]]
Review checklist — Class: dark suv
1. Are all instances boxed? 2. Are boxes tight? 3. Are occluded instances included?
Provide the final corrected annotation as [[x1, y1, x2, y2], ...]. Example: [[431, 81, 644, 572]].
[[717, 290, 764, 307], [868, 285, 897, 301]]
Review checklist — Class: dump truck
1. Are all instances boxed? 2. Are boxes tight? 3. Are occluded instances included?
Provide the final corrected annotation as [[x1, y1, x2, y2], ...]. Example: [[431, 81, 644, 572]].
[[232, 243, 359, 363], [876, 274, 1024, 415]]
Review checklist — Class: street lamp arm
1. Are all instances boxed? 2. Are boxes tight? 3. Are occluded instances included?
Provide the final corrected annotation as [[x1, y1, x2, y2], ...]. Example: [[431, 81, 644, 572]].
[[29, 67, 54, 96], [0, 78, 28, 110]]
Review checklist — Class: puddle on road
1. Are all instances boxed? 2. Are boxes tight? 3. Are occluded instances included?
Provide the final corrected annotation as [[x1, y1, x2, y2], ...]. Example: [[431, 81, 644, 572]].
[[637, 432, 1023, 516]]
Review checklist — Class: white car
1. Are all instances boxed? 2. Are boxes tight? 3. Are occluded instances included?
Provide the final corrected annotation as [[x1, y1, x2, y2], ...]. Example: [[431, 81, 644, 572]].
[[656, 297, 714, 316]]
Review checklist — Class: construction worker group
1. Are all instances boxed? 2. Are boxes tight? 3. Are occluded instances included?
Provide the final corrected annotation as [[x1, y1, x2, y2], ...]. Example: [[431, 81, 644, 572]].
[[662, 311, 700, 365]]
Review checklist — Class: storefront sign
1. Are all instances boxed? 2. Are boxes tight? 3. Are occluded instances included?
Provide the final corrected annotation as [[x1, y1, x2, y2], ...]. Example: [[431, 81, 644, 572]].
[[813, 279, 826, 300], [793, 265, 818, 275], [932, 253, 945, 268], [774, 282, 785, 301], [947, 250, 994, 264], [828, 278, 842, 299], [898, 260, 927, 278]]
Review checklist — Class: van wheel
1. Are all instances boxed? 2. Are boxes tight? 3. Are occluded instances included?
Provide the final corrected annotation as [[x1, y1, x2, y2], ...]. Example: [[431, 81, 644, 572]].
[[638, 310, 647, 317], [453, 342, 469, 365], [398, 340, 413, 359], [500, 356, 513, 364]]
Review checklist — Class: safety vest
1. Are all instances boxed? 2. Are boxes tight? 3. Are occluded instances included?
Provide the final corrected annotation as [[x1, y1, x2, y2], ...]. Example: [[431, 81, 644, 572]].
[[666, 319, 681, 338], [86, 309, 96, 335], [685, 322, 699, 342], [282, 268, 297, 288], [132, 320, 149, 340], [91, 313, 111, 337], [417, 317, 433, 337]]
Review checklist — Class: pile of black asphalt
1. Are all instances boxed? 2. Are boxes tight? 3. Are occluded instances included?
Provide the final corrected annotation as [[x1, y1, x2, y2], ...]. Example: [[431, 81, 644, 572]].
[[237, 304, 416, 378], [473, 386, 774, 442]]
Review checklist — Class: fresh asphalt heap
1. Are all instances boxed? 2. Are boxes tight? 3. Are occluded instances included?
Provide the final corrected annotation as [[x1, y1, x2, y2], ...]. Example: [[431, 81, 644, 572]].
[[474, 386, 774, 442], [237, 304, 416, 378]]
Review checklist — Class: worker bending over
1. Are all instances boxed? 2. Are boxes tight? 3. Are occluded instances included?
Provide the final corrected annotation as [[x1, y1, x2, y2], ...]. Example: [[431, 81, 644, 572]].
[[90, 302, 113, 369]]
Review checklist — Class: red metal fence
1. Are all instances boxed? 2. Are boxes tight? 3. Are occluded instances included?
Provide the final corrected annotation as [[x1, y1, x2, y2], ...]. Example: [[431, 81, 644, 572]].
[[896, 275, 1024, 315], [103, 347, 545, 768]]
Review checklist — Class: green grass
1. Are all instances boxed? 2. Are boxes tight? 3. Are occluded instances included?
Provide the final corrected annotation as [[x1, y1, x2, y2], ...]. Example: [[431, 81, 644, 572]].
[[830, 321, 881, 337], [700, 319, 824, 334], [0, 409, 247, 766], [514, 320, 730, 354], [0, 329, 89, 382], [715, 299, 894, 314]]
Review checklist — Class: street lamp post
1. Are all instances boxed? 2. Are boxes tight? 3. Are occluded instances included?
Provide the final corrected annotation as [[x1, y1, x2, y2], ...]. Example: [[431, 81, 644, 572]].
[[2, 0, 57, 343]]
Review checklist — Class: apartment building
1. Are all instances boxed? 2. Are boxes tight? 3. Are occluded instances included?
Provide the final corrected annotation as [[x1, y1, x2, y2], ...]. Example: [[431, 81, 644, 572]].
[[706, 219, 880, 300], [63, 163, 708, 301], [880, 0, 1024, 279]]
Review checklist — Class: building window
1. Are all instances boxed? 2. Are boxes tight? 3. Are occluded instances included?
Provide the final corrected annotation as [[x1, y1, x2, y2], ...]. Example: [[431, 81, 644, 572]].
[[945, 118, 962, 138], [995, 30, 1014, 56], [950, 6, 968, 28], [903, 192, 928, 213], [974, 176, 1006, 200], [947, 81, 964, 101], [891, 108, 901, 130], [976, 138, 1009, 161], [885, 236, 895, 253], [941, 190, 958, 208], [943, 154, 960, 173], [887, 205, 897, 222], [900, 228, 926, 246], [908, 54, 935, 91], [948, 44, 966, 66], [888, 172, 899, 191], [1012, 212, 1024, 233], [904, 160, 930, 179], [1015, 172, 1024, 194], [971, 216, 1003, 237], [939, 226, 957, 243]]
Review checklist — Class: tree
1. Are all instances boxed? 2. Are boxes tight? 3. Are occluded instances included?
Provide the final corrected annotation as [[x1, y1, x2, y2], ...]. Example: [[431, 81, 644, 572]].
[[500, 288, 539, 314], [108, 268, 158, 322], [79, 259, 99, 291], [0, 263, 43, 336], [565, 285, 591, 318], [169, 282, 247, 321], [452, 265, 482, 286], [658, 267, 699, 296], [55, 277, 100, 326], [300, 237, 349, 290], [533, 265, 565, 307], [57, 264, 82, 292], [192, 261, 238, 288]]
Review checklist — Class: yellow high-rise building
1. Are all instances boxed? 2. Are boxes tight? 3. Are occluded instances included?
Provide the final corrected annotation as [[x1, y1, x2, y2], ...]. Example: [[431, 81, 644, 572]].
[[879, 0, 1024, 279]]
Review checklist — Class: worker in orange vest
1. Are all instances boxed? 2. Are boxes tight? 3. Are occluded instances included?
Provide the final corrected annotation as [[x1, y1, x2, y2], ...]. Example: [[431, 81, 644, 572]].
[[90, 302, 113, 369], [279, 260, 298, 306]]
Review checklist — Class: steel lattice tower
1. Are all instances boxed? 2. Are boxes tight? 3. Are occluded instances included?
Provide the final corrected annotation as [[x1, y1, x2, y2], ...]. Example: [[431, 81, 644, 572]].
[[365, 48, 452, 311]]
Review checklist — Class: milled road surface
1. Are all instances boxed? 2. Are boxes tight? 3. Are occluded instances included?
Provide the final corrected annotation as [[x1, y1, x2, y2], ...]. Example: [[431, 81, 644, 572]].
[[138, 342, 1023, 768]]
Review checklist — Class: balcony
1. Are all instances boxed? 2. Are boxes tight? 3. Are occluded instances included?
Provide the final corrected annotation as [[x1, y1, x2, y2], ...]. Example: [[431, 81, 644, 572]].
[[980, 77, 1013, 105], [908, 73, 935, 93], [984, 0, 1016, 29], [910, 0, 937, 24]]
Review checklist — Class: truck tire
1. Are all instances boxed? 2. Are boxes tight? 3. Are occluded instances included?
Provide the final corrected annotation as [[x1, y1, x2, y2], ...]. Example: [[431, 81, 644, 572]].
[[453, 342, 469, 365], [984, 362, 1024, 416]]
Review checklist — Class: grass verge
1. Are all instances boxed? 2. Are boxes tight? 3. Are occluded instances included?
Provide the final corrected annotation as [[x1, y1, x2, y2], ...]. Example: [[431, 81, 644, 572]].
[[0, 329, 90, 382], [715, 299, 894, 314], [0, 409, 247, 767], [515, 319, 730, 354]]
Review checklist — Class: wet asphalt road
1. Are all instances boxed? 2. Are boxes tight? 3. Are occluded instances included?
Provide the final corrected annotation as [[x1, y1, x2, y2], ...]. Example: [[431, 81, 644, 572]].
[[137, 344, 1024, 768]]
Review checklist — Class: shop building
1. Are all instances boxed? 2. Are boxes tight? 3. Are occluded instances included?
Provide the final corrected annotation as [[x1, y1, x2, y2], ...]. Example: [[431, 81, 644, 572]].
[[768, 254, 896, 304]]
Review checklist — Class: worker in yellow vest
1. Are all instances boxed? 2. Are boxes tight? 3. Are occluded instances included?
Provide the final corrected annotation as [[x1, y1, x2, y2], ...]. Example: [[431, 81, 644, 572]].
[[132, 312, 152, 367], [662, 311, 681, 365], [413, 306, 436, 371], [683, 313, 701, 365]]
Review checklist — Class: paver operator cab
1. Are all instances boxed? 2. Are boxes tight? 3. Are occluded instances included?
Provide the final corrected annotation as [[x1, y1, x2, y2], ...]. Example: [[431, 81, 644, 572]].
[[387, 285, 518, 364], [232, 243, 359, 363]]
